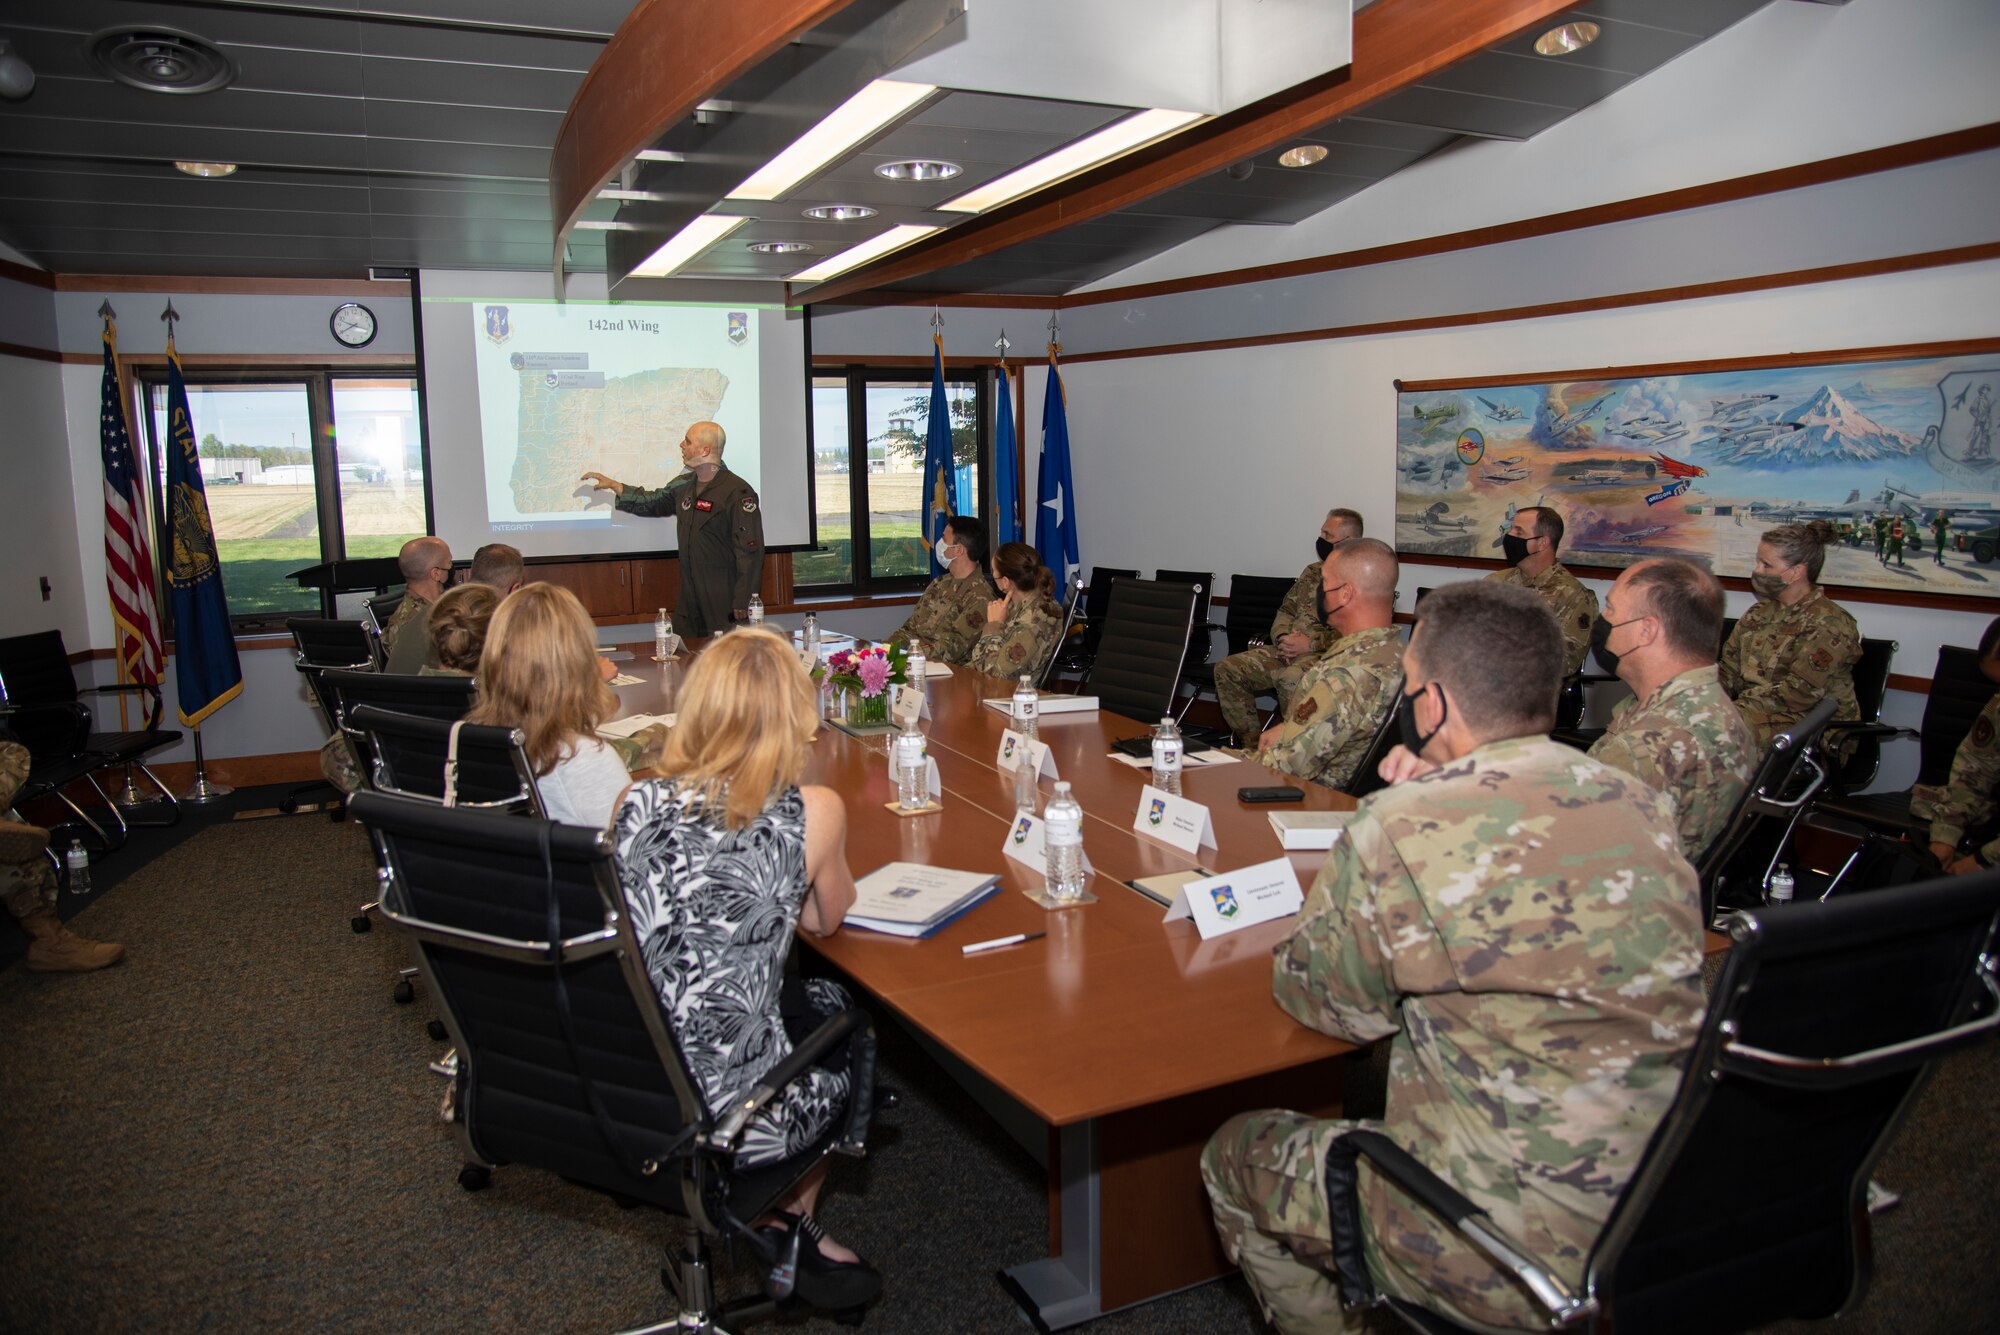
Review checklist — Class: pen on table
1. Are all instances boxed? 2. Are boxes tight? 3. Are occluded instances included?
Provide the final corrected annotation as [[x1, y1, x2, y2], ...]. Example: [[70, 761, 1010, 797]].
[[961, 931, 1047, 956]]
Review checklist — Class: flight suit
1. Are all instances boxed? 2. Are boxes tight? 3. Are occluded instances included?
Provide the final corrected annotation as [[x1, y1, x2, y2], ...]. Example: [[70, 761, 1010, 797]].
[[1933, 512, 1950, 566], [616, 465, 764, 638], [1886, 519, 1906, 567]]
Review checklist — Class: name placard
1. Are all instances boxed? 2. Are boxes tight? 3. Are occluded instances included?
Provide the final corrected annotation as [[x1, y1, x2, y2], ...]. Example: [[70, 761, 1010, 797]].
[[997, 729, 1056, 779], [1133, 784, 1217, 854], [1162, 859, 1304, 940]]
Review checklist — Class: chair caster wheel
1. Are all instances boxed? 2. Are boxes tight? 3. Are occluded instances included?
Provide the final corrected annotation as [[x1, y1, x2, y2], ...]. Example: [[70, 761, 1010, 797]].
[[278, 798, 298, 815], [426, 1019, 448, 1042], [830, 1307, 867, 1327], [393, 980, 415, 1004], [351, 914, 371, 933], [458, 1165, 491, 1192]]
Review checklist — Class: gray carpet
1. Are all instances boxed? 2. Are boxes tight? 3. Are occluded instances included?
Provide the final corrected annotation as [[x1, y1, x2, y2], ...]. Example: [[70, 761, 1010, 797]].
[[2, 811, 1996, 1334]]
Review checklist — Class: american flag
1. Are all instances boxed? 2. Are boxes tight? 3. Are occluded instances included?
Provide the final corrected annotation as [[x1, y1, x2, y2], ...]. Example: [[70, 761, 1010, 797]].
[[99, 316, 163, 687]]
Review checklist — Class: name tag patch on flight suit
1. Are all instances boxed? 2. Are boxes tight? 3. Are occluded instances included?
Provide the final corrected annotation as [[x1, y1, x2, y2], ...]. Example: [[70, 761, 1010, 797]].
[[695, 499, 714, 511]]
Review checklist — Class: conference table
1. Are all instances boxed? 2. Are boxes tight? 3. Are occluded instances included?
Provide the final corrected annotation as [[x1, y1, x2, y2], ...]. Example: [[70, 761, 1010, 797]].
[[607, 634, 1359, 1328]]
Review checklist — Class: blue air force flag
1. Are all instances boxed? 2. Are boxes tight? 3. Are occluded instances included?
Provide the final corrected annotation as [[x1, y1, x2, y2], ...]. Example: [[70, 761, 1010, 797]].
[[1035, 349, 1079, 589], [923, 333, 959, 575], [994, 363, 1021, 545], [163, 335, 243, 726]]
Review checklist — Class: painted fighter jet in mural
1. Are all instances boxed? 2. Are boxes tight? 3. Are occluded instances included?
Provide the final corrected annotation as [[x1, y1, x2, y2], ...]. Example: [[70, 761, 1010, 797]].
[[1412, 402, 1460, 423], [1476, 395, 1525, 421], [1712, 393, 1780, 418], [1714, 419, 1804, 444], [1548, 393, 1612, 437], [1616, 525, 1673, 543]]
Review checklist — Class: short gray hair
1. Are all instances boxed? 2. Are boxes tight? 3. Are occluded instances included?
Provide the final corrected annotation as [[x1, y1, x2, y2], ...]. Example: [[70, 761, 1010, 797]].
[[1410, 581, 1562, 734]]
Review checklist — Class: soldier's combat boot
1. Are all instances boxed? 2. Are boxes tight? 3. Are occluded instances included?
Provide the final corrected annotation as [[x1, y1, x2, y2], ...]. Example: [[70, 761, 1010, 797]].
[[18, 908, 125, 972]]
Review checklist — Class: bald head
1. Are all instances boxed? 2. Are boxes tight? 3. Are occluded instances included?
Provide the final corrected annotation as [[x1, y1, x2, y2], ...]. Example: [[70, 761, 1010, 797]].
[[1322, 537, 1398, 633], [398, 536, 451, 597], [1331, 537, 1398, 600]]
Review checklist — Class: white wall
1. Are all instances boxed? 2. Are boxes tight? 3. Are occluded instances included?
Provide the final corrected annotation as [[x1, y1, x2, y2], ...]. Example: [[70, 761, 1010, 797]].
[[1086, 0, 2000, 292], [0, 351, 90, 649]]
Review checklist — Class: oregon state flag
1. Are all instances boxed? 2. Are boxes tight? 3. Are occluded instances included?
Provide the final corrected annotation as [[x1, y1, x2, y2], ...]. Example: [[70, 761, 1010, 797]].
[[162, 333, 243, 725], [922, 332, 958, 575]]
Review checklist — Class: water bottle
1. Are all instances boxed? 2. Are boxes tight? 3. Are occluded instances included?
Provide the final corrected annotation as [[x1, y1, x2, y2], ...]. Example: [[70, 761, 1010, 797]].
[[895, 719, 928, 810], [906, 636, 927, 688], [1013, 672, 1039, 741], [801, 612, 820, 664], [1044, 782, 1085, 903], [1014, 739, 1039, 814], [654, 608, 670, 659], [65, 839, 91, 896], [1151, 716, 1184, 797], [1768, 863, 1795, 905], [747, 593, 765, 626]]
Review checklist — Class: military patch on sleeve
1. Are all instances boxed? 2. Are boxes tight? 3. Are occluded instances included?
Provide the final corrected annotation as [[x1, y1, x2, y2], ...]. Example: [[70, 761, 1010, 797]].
[[1295, 697, 1320, 723], [1976, 715, 1994, 747], [1811, 648, 1832, 669], [743, 498, 757, 512]]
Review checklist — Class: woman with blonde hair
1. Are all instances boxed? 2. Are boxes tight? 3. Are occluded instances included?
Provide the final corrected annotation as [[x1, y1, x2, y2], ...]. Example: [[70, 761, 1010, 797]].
[[465, 582, 629, 828], [970, 541, 1064, 679], [418, 582, 498, 676], [1720, 519, 1862, 745], [611, 627, 874, 1306]]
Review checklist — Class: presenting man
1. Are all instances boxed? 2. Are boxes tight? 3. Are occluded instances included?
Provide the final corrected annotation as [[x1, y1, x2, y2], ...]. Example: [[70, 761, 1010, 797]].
[[1487, 505, 1596, 676], [1203, 581, 1702, 1334], [580, 420, 762, 638], [1214, 509, 1363, 746], [1255, 539, 1402, 792], [1586, 558, 1758, 861]]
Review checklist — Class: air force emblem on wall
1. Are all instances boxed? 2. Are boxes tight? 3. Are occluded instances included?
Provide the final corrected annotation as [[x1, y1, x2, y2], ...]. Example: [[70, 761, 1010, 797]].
[[727, 311, 749, 345], [1923, 369, 2000, 486], [1209, 884, 1240, 918], [484, 305, 511, 344], [1147, 797, 1166, 826]]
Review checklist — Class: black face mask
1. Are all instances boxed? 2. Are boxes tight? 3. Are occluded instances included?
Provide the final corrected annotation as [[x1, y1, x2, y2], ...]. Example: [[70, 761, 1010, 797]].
[[1501, 533, 1532, 567], [1397, 682, 1447, 758], [1315, 536, 1339, 562]]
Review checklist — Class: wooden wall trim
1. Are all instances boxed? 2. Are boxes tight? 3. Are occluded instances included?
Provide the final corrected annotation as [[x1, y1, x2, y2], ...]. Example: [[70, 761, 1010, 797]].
[[49, 275, 411, 297], [799, 0, 1577, 306], [1398, 552, 2000, 616], [817, 292, 1058, 310], [1888, 673, 1936, 697], [0, 257, 57, 290], [0, 339, 63, 363], [1395, 338, 2000, 395], [811, 354, 1051, 369], [53, 351, 417, 368], [1059, 122, 2000, 309], [1057, 243, 2000, 365]]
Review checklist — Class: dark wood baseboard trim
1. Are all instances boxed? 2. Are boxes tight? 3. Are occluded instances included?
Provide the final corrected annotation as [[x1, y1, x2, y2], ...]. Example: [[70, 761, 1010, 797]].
[[0, 257, 57, 289], [139, 750, 325, 791], [0, 339, 63, 363], [51, 275, 411, 297]]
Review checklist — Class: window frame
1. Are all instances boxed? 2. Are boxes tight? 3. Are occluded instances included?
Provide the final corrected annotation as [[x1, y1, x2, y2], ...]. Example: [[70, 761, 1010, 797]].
[[799, 363, 994, 597], [134, 363, 430, 631]]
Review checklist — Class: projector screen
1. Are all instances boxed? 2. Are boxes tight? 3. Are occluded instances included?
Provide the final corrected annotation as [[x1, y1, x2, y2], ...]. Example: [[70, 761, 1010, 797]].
[[417, 270, 811, 560]]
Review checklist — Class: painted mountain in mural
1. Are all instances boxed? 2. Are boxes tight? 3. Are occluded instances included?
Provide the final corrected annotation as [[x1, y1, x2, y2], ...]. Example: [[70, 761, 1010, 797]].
[[1698, 385, 1920, 466]]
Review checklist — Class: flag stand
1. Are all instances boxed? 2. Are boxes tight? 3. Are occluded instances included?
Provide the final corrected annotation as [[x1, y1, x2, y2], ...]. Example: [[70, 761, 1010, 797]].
[[182, 728, 232, 802]]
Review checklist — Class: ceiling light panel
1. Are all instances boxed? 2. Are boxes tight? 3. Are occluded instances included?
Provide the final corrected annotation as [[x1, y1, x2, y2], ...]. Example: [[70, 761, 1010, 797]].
[[937, 107, 1207, 213], [630, 214, 750, 278], [729, 79, 937, 201], [788, 223, 940, 284]]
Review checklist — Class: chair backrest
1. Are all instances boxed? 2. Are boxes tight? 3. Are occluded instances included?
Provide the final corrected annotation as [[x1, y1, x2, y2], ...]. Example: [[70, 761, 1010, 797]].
[[1220, 574, 1295, 655], [1079, 567, 1139, 653], [349, 791, 710, 1216], [1339, 676, 1406, 800], [1038, 573, 1087, 687], [348, 703, 544, 814], [363, 591, 406, 668], [0, 630, 86, 757], [1695, 698, 1839, 921], [318, 668, 475, 782], [1584, 871, 2000, 1335], [287, 618, 373, 670], [1916, 644, 1999, 787], [1828, 636, 1898, 790], [1153, 569, 1214, 630], [1083, 578, 1199, 723]]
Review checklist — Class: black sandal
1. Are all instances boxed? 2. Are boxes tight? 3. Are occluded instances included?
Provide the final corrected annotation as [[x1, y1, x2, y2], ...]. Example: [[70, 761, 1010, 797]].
[[755, 1211, 882, 1310]]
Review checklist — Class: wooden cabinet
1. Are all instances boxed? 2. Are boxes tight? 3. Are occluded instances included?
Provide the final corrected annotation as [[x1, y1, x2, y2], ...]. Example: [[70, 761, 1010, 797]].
[[530, 560, 632, 616], [631, 557, 679, 614], [526, 552, 793, 621]]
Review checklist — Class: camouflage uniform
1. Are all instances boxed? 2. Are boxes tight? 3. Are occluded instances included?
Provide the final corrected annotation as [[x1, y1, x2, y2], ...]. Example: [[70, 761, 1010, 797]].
[[1214, 562, 1338, 743], [1483, 563, 1597, 676], [379, 592, 425, 656], [1, 740, 56, 920], [1588, 664, 1759, 860], [887, 569, 993, 663], [1259, 625, 1403, 792], [1912, 693, 2000, 864], [969, 595, 1063, 680], [1718, 586, 1860, 747], [1203, 736, 1703, 1334], [384, 597, 439, 673]]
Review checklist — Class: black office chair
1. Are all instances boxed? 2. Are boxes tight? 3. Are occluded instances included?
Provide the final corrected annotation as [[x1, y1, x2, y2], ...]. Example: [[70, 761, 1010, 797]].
[[349, 790, 886, 1330], [1334, 680, 1407, 802], [1321, 870, 2000, 1335], [1696, 699, 1839, 923], [1036, 573, 1086, 688], [1048, 566, 1139, 682], [1081, 578, 1199, 724], [0, 629, 180, 850], [1812, 644, 1996, 841], [1179, 572, 1296, 730], [363, 590, 406, 668], [348, 705, 543, 815], [1817, 635, 1899, 794], [283, 618, 374, 817]]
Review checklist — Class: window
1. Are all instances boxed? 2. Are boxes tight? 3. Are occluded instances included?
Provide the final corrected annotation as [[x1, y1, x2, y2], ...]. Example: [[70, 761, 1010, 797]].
[[797, 366, 991, 593], [139, 368, 428, 627]]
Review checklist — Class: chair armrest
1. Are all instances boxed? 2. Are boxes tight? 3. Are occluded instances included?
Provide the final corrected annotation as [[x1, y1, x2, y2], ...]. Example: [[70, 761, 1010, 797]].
[[1574, 672, 1618, 686], [710, 1007, 874, 1152], [1332, 1129, 1590, 1325], [1819, 720, 1917, 742]]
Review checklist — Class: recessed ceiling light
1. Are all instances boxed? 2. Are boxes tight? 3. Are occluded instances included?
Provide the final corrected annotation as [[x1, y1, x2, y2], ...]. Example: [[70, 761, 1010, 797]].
[[175, 160, 237, 177], [748, 241, 814, 255], [630, 213, 750, 278], [788, 224, 941, 284], [802, 203, 877, 222], [937, 108, 1207, 214], [1534, 21, 1600, 56], [875, 159, 961, 183], [1277, 144, 1328, 168], [728, 79, 936, 201]]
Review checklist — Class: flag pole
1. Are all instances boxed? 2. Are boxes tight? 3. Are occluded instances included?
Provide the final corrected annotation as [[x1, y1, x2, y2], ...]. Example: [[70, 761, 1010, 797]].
[[98, 300, 161, 810], [162, 299, 232, 803]]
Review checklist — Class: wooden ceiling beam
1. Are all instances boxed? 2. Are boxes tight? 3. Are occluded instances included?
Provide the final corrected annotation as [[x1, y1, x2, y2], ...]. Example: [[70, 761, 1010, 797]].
[[793, 0, 1581, 307]]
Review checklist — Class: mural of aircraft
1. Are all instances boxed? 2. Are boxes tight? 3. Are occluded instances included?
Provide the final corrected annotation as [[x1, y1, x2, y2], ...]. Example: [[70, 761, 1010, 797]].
[[1616, 525, 1672, 543], [1476, 395, 1524, 421], [1548, 393, 1612, 436], [1714, 419, 1804, 443], [1399, 501, 1475, 534], [1712, 393, 1779, 417], [1570, 470, 1631, 486], [1493, 455, 1524, 467], [1412, 402, 1460, 423], [1483, 466, 1530, 483]]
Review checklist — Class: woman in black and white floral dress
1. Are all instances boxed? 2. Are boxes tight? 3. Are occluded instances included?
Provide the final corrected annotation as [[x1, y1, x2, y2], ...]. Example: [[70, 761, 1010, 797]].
[[612, 628, 875, 1293]]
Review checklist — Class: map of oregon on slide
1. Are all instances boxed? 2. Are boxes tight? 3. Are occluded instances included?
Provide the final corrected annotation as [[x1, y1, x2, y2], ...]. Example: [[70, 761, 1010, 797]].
[[470, 301, 763, 524]]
